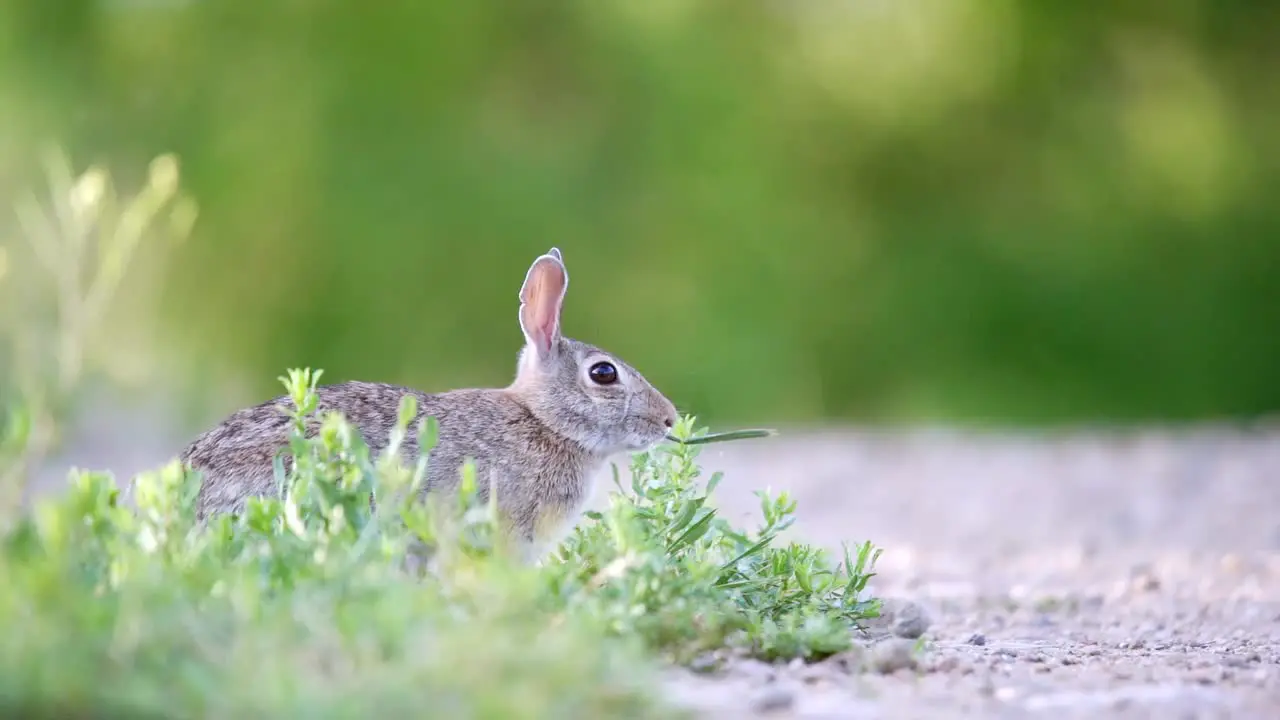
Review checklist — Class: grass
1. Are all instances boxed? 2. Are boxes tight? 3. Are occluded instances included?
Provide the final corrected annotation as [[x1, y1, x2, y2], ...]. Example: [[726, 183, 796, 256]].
[[0, 149, 883, 719], [0, 368, 883, 719]]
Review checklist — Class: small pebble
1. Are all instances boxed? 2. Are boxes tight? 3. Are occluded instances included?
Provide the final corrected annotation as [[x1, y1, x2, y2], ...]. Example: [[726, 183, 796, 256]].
[[932, 656, 961, 673], [689, 653, 720, 674], [871, 638, 919, 674], [750, 686, 795, 713], [1129, 563, 1162, 592], [968, 633, 987, 646], [798, 664, 829, 684], [890, 601, 932, 639], [826, 647, 866, 674], [733, 658, 777, 683]]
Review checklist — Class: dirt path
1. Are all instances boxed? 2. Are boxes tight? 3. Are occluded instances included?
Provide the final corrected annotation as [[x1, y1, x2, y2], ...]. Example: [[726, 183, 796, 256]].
[[659, 423, 1280, 718]]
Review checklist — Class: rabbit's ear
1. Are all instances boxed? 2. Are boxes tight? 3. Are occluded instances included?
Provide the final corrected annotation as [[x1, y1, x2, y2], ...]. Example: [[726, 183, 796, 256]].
[[518, 249, 569, 358]]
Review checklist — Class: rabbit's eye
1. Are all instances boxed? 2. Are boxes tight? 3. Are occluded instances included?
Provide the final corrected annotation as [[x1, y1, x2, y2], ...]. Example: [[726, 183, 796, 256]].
[[588, 361, 618, 385]]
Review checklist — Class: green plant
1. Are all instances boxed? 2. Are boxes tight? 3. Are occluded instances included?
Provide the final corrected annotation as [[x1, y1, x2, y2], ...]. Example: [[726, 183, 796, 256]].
[[0, 367, 881, 717], [0, 146, 197, 517], [546, 416, 881, 663]]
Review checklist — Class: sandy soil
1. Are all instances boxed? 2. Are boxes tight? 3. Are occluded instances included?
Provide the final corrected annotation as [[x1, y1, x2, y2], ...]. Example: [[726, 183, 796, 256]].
[[28, 398, 1280, 718], [659, 423, 1280, 718]]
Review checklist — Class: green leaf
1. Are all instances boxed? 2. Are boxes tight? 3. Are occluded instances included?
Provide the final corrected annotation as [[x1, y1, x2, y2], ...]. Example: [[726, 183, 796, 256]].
[[665, 496, 705, 535], [665, 509, 717, 555], [418, 415, 439, 453], [716, 534, 775, 576], [795, 563, 812, 593], [396, 393, 418, 429]]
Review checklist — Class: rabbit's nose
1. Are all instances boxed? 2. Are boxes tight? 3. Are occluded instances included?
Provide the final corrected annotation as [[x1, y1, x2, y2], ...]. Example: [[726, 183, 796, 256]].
[[660, 400, 678, 429]]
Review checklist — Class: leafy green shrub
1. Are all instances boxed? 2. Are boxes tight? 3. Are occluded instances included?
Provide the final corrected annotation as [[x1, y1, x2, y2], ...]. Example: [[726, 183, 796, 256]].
[[545, 418, 881, 663], [0, 368, 881, 718]]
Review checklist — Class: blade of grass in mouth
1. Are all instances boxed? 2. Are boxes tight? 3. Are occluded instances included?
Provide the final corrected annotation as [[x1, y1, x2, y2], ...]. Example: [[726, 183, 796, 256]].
[[665, 428, 777, 446]]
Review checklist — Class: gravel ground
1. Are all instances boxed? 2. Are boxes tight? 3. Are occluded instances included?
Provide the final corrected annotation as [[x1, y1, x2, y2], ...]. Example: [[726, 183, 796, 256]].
[[29, 399, 1280, 718], [657, 423, 1280, 718]]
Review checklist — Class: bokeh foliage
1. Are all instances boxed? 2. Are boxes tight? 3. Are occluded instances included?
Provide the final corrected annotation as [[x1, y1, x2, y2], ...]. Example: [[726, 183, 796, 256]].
[[2, 1, 1279, 425]]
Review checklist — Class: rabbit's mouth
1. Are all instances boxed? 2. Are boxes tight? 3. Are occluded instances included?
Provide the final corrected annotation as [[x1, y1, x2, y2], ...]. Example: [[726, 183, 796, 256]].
[[621, 420, 670, 451]]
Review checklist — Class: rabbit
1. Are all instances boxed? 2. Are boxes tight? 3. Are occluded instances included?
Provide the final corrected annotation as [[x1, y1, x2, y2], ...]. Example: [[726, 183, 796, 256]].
[[178, 247, 679, 561]]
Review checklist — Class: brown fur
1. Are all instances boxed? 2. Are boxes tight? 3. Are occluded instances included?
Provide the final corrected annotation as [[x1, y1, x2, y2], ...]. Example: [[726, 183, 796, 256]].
[[178, 249, 678, 560]]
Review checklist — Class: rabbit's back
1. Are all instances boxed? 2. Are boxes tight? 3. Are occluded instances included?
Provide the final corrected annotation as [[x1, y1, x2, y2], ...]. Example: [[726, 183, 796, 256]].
[[183, 381, 423, 516], [184, 381, 599, 546]]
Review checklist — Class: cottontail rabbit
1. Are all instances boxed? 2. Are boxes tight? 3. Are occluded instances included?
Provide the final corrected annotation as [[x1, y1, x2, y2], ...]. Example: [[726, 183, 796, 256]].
[[179, 247, 679, 560]]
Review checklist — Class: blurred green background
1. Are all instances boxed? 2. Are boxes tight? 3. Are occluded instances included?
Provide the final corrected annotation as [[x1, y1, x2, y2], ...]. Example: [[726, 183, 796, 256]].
[[2, 0, 1279, 428]]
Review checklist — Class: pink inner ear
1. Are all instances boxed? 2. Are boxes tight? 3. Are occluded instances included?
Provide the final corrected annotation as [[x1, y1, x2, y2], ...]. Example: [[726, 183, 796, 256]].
[[520, 257, 566, 353]]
